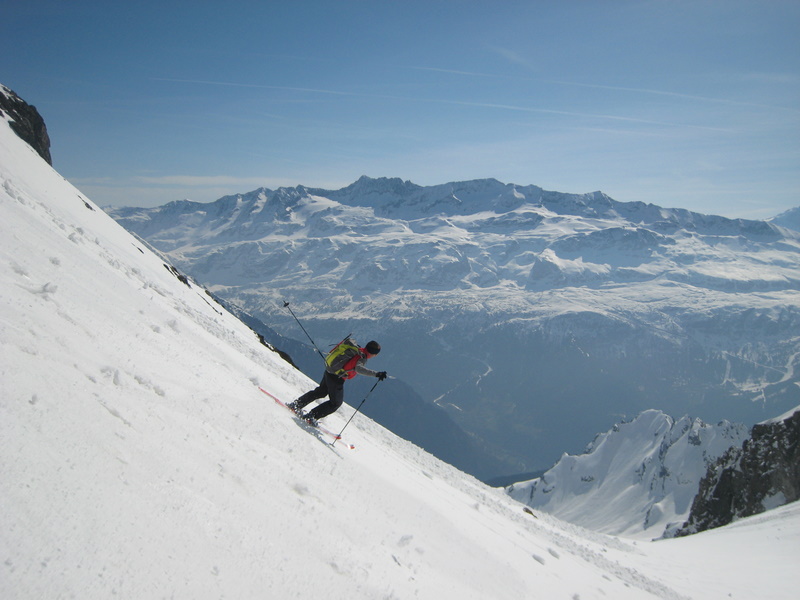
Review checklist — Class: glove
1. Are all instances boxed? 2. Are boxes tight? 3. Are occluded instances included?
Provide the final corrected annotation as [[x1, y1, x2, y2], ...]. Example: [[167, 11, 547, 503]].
[[377, 371, 387, 381]]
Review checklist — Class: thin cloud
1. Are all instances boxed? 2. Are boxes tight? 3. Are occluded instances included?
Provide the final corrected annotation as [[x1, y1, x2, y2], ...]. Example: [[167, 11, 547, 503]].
[[549, 79, 800, 113], [155, 76, 734, 132], [134, 175, 275, 187], [423, 98, 735, 132], [73, 174, 288, 189], [154, 77, 358, 97], [405, 66, 504, 79], [404, 65, 793, 119], [485, 44, 538, 71]]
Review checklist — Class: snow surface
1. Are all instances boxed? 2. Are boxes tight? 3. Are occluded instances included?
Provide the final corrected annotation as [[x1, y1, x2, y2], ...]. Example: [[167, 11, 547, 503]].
[[2, 116, 800, 599], [761, 403, 800, 425], [769, 206, 800, 232]]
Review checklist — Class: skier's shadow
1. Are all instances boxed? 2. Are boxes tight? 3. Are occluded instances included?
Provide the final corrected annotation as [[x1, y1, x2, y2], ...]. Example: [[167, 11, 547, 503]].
[[292, 418, 343, 456]]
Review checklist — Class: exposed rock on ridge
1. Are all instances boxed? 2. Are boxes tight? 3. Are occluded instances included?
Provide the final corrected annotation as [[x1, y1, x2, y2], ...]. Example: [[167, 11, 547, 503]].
[[0, 84, 52, 165], [676, 407, 800, 535]]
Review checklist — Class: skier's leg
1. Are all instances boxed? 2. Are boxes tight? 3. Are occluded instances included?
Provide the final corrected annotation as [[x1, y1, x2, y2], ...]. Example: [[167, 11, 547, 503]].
[[290, 373, 329, 411], [305, 373, 344, 421]]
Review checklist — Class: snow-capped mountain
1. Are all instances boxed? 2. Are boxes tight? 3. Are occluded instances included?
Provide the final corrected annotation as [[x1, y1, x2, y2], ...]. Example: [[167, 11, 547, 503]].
[[770, 206, 800, 232], [108, 175, 800, 478], [4, 84, 800, 600], [506, 410, 749, 539]]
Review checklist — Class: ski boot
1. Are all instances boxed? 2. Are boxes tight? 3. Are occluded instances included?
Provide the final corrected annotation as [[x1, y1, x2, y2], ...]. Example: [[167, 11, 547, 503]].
[[286, 401, 303, 415]]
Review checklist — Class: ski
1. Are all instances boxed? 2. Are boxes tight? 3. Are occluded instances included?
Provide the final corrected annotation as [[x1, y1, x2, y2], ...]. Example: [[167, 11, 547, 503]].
[[258, 386, 355, 449]]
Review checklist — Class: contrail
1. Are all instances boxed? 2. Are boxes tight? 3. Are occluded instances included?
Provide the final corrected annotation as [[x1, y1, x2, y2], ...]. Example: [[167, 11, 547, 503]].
[[155, 76, 734, 131], [153, 77, 357, 97], [547, 79, 800, 113]]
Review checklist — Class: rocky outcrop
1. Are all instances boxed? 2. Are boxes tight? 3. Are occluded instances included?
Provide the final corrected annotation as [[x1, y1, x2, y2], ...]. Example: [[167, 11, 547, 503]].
[[676, 408, 800, 536], [0, 84, 52, 165]]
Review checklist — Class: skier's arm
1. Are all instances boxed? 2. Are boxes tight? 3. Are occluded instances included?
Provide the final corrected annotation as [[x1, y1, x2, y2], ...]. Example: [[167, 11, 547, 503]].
[[355, 353, 388, 377], [355, 360, 379, 378]]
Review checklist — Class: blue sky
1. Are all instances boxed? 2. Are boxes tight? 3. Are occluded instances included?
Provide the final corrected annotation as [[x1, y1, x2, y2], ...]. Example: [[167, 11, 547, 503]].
[[2, 1, 798, 218]]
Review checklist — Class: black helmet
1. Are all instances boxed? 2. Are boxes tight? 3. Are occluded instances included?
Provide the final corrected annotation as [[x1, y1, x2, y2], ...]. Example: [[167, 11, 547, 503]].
[[365, 340, 381, 355]]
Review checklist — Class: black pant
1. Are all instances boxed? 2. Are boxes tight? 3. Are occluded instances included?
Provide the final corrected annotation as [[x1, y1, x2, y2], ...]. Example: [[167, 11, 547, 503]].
[[294, 371, 345, 420]]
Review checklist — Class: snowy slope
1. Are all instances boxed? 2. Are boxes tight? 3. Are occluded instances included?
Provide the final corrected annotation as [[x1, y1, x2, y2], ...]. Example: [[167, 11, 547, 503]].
[[507, 410, 749, 539], [763, 403, 800, 425], [2, 108, 800, 600], [770, 206, 800, 232]]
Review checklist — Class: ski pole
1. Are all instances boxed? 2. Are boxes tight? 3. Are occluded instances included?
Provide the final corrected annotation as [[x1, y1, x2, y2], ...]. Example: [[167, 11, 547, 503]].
[[332, 379, 380, 446], [283, 301, 326, 361]]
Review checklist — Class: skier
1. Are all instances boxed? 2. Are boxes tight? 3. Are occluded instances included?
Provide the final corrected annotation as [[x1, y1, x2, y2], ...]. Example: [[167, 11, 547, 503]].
[[287, 338, 387, 426]]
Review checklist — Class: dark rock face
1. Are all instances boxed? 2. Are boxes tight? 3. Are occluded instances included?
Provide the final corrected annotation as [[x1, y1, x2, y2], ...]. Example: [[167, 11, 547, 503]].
[[676, 409, 800, 535], [0, 84, 52, 165]]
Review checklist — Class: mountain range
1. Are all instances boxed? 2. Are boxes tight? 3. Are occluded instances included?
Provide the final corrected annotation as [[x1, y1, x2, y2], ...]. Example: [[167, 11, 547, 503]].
[[108, 176, 800, 480]]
